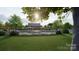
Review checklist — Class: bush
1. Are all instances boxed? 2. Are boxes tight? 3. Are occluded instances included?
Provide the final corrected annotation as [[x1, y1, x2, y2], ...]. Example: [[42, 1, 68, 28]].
[[0, 30, 5, 36], [10, 30, 19, 36], [63, 29, 69, 34], [56, 30, 62, 35]]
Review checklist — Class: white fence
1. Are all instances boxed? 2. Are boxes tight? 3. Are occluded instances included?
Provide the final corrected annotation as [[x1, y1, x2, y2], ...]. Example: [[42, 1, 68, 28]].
[[18, 30, 56, 35], [19, 31, 56, 35]]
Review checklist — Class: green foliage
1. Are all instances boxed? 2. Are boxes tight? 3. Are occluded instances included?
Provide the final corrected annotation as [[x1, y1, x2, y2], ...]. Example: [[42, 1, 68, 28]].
[[8, 14, 23, 29], [63, 22, 73, 29], [52, 20, 63, 29], [0, 21, 5, 29], [0, 21, 3, 26], [22, 7, 71, 22], [10, 31, 19, 36], [62, 29, 69, 34], [4, 22, 11, 29], [48, 23, 53, 29], [0, 31, 5, 36]]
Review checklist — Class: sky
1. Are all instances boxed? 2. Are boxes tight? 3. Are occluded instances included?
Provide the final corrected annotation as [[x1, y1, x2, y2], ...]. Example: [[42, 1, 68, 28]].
[[0, 7, 73, 26]]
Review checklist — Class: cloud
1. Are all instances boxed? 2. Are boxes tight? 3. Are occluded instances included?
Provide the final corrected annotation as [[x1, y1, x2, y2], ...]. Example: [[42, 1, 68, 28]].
[[0, 14, 8, 23]]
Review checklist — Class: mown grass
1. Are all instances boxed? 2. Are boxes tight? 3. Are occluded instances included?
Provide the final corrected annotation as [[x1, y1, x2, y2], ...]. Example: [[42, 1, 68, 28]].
[[0, 34, 72, 51]]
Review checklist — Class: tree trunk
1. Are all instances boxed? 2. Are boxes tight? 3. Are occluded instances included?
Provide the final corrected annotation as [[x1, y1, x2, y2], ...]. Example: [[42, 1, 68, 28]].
[[71, 7, 79, 51]]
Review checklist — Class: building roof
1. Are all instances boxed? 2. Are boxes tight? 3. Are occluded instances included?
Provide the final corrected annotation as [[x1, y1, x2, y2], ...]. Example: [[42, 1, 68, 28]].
[[28, 23, 42, 27]]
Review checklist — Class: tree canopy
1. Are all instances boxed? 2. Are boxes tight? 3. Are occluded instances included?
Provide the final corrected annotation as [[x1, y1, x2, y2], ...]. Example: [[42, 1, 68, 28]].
[[63, 22, 73, 29], [52, 19, 63, 29], [8, 14, 23, 29], [22, 7, 71, 22]]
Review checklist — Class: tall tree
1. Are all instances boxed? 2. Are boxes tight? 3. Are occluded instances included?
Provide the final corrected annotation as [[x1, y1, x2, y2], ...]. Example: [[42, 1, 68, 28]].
[[8, 14, 23, 29], [22, 7, 79, 51], [71, 8, 79, 51]]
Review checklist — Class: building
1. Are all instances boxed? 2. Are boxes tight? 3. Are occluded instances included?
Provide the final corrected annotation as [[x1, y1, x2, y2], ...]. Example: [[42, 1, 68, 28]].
[[26, 23, 42, 32]]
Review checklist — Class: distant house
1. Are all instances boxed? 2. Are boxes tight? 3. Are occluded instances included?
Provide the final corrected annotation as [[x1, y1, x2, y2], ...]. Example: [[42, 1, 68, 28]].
[[26, 23, 42, 32]]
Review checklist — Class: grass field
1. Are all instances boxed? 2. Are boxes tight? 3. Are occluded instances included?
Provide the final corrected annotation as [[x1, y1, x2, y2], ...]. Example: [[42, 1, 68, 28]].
[[0, 34, 72, 51]]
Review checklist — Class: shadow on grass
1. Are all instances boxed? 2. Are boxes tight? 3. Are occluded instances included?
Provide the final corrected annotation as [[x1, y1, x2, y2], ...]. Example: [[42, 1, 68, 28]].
[[0, 34, 72, 41], [15, 34, 57, 38], [62, 34, 72, 38], [0, 36, 11, 42]]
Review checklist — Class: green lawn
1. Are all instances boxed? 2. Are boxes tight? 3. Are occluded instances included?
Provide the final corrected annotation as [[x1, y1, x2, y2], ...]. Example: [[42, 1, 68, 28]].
[[0, 34, 72, 51]]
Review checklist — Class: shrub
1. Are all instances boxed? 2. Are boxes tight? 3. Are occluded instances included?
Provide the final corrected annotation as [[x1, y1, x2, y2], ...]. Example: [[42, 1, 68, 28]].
[[56, 30, 62, 35], [63, 29, 69, 34], [56, 29, 62, 34], [0, 30, 5, 36], [10, 30, 19, 36]]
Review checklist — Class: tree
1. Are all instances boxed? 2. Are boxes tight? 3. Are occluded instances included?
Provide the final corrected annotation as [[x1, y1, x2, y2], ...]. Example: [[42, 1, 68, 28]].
[[52, 20, 63, 29], [22, 7, 79, 51], [63, 22, 73, 30], [0, 21, 4, 29], [48, 23, 53, 30], [71, 8, 79, 51], [22, 7, 71, 22], [4, 22, 11, 29], [8, 14, 23, 29]]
